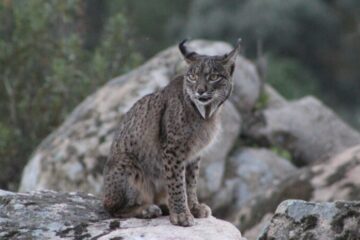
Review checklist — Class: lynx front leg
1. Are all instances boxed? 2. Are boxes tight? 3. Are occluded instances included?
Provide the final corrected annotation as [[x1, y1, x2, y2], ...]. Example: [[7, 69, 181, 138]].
[[163, 150, 194, 227], [186, 158, 212, 218]]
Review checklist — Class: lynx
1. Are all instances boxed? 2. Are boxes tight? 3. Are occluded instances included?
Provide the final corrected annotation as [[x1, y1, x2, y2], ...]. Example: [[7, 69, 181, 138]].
[[103, 39, 241, 227]]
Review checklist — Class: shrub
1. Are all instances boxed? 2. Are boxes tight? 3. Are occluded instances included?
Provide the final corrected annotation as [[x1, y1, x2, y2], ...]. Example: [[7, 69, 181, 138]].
[[0, 0, 141, 190]]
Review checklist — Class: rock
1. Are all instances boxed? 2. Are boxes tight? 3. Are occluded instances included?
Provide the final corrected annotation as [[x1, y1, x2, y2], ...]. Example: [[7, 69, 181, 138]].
[[239, 145, 360, 235], [210, 148, 296, 218], [231, 56, 262, 113], [310, 145, 360, 202], [247, 96, 360, 165], [0, 189, 245, 240], [233, 168, 313, 232], [103, 217, 245, 240], [243, 213, 272, 240], [258, 200, 360, 240], [19, 40, 256, 195], [263, 84, 287, 109]]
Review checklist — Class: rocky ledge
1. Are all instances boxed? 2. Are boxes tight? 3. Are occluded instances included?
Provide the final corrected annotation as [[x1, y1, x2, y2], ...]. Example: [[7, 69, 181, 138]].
[[2, 189, 360, 239], [0, 189, 244, 240]]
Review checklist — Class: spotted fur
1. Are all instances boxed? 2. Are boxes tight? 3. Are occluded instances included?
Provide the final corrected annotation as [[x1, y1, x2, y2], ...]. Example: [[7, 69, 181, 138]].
[[103, 40, 241, 227]]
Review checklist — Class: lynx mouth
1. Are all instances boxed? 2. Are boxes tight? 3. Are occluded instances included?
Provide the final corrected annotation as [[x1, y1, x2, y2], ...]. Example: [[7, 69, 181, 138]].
[[197, 96, 212, 104]]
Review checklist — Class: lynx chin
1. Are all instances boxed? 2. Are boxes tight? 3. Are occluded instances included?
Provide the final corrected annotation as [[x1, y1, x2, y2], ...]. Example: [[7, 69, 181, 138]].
[[103, 39, 241, 227]]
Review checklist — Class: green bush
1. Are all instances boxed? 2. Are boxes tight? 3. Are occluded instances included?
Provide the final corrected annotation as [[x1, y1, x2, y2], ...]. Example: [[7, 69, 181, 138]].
[[266, 55, 320, 100], [0, 0, 141, 190]]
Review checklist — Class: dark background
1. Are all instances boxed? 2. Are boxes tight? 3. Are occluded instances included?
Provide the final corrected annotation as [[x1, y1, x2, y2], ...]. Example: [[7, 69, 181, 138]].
[[1, 0, 359, 190]]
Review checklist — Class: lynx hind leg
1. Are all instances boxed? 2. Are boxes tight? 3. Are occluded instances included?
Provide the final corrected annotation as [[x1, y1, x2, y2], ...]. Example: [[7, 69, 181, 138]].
[[154, 185, 169, 216], [103, 153, 162, 219]]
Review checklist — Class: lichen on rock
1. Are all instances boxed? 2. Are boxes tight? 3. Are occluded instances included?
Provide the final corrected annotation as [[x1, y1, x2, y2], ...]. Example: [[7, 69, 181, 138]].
[[258, 200, 360, 240], [0, 190, 245, 240]]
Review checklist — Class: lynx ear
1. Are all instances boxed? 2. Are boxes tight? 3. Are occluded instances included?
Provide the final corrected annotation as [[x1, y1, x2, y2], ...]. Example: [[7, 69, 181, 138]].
[[222, 38, 241, 63], [179, 39, 199, 63], [221, 38, 242, 75]]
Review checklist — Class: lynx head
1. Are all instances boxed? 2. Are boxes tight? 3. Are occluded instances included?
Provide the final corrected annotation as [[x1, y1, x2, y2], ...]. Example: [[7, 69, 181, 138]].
[[179, 39, 241, 119]]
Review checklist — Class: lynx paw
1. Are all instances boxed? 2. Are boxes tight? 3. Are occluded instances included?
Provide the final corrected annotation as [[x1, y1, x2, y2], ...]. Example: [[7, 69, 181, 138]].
[[190, 203, 211, 218], [140, 204, 163, 219], [169, 211, 195, 227]]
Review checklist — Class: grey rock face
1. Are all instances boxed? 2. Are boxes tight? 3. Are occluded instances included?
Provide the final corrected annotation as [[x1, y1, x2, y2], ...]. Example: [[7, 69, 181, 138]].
[[210, 148, 296, 216], [234, 169, 313, 232], [263, 84, 287, 109], [258, 200, 360, 240], [229, 148, 295, 206], [0, 190, 244, 240], [239, 145, 360, 237], [229, 148, 295, 194], [310, 145, 360, 202], [230, 57, 262, 113], [243, 213, 273, 240], [247, 96, 360, 165]]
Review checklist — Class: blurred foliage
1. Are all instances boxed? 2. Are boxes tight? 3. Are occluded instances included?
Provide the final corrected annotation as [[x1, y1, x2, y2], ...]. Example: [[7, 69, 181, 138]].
[[254, 92, 269, 111], [267, 55, 320, 99], [270, 146, 292, 163], [121, 0, 192, 58], [0, 0, 141, 190]]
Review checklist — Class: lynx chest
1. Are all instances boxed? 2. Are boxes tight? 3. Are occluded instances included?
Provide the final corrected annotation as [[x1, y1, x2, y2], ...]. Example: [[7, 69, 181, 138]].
[[187, 115, 221, 160]]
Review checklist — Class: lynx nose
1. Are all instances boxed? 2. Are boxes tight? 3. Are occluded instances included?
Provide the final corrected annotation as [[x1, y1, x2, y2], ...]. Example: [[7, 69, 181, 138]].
[[196, 87, 207, 96]]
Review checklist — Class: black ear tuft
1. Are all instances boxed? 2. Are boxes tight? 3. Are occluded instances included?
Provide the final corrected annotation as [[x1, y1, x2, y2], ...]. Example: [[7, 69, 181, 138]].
[[229, 63, 235, 76], [179, 39, 188, 57], [178, 39, 198, 63]]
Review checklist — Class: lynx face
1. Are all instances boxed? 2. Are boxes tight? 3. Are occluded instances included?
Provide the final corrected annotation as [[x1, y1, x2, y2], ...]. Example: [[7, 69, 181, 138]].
[[179, 40, 241, 119], [184, 58, 233, 119]]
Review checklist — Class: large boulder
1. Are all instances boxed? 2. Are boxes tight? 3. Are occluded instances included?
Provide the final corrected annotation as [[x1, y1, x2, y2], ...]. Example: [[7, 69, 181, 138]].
[[0, 189, 244, 240], [233, 168, 313, 232], [238, 145, 360, 235], [247, 96, 360, 165], [19, 40, 256, 195], [258, 200, 360, 240], [231, 56, 262, 113], [209, 148, 296, 217]]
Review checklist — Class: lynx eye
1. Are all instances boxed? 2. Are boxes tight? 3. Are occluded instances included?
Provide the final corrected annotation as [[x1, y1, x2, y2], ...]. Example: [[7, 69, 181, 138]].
[[209, 74, 221, 82], [187, 74, 197, 82]]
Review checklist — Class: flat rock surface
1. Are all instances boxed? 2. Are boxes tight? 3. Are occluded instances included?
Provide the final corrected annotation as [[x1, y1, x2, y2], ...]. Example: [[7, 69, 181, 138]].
[[0, 190, 244, 240]]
